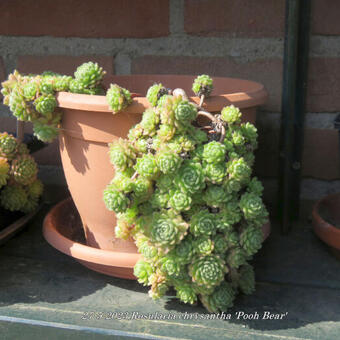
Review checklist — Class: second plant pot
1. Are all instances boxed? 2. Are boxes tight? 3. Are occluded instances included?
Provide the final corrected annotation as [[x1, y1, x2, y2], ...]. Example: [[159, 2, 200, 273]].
[[44, 74, 268, 279]]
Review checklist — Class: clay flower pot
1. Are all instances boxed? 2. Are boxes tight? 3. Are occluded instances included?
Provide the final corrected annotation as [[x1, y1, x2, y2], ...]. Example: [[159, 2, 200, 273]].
[[312, 193, 340, 260], [43, 74, 268, 279]]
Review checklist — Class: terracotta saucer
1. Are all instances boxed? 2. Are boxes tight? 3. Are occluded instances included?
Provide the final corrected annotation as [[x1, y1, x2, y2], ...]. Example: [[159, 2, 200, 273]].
[[312, 193, 340, 260], [43, 197, 271, 279]]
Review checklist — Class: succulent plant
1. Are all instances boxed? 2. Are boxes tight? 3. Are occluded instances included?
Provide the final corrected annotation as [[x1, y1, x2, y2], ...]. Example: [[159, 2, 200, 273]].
[[146, 83, 168, 107], [74, 62, 106, 88], [0, 132, 18, 159], [10, 155, 38, 185], [0, 157, 9, 187], [106, 84, 132, 113], [0, 133, 43, 213], [192, 75, 213, 97], [97, 76, 269, 312], [1, 62, 134, 143]]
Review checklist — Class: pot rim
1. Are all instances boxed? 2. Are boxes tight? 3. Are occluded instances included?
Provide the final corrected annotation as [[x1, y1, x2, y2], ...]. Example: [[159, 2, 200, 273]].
[[56, 74, 268, 113], [312, 192, 340, 250]]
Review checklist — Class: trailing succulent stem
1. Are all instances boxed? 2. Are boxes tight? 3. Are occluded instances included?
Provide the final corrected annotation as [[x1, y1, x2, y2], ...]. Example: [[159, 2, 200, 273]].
[[103, 75, 268, 313], [1, 62, 132, 143]]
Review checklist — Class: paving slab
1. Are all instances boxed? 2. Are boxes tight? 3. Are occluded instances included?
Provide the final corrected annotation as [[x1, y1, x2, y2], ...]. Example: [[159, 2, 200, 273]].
[[0, 192, 340, 339]]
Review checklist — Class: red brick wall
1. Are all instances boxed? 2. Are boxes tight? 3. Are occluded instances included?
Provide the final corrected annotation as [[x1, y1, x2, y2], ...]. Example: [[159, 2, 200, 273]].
[[0, 0, 339, 185]]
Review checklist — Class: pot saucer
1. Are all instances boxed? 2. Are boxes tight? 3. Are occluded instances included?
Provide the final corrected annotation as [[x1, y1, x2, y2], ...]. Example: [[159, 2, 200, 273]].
[[43, 197, 271, 278], [312, 193, 340, 260], [43, 197, 140, 279]]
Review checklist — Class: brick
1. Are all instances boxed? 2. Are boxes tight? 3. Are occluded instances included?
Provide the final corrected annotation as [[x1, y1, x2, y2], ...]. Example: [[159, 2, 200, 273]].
[[185, 0, 285, 37], [0, 0, 169, 38], [17, 56, 114, 76], [312, 0, 340, 35], [132, 56, 282, 112], [255, 125, 340, 180], [307, 58, 340, 112], [0, 117, 61, 166]]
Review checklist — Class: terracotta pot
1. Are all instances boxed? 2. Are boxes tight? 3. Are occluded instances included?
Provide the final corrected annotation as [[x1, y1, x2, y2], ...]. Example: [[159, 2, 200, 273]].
[[312, 193, 340, 260], [49, 74, 267, 278]]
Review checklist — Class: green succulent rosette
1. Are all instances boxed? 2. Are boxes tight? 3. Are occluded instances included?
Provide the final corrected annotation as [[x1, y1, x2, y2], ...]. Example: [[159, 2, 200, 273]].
[[0, 185, 27, 212], [26, 179, 43, 199], [103, 185, 130, 213], [221, 199, 242, 225], [225, 231, 239, 249], [148, 271, 169, 299], [146, 83, 168, 107], [221, 105, 241, 125], [190, 210, 217, 237], [132, 176, 153, 201], [215, 215, 234, 233], [192, 75, 213, 97], [74, 61, 105, 88], [157, 174, 174, 193], [174, 101, 197, 124], [201, 282, 235, 313], [106, 84, 132, 113], [212, 233, 228, 254], [0, 132, 18, 159], [114, 218, 133, 240], [22, 81, 38, 100], [32, 119, 60, 143], [169, 190, 192, 212], [149, 211, 188, 250], [171, 235, 194, 264], [159, 255, 182, 278], [108, 139, 136, 171], [227, 157, 251, 184], [156, 149, 182, 174], [9, 87, 35, 121], [134, 259, 154, 286], [0, 157, 9, 187], [226, 247, 247, 269], [240, 225, 263, 256], [150, 188, 170, 209], [194, 236, 214, 256], [189, 255, 226, 289], [238, 264, 256, 295], [137, 238, 160, 261], [157, 124, 176, 143], [247, 177, 264, 196], [111, 171, 134, 193], [53, 75, 72, 92], [135, 153, 159, 179], [34, 94, 57, 116], [10, 155, 38, 185], [203, 184, 228, 207], [175, 283, 197, 305], [202, 141, 226, 164], [223, 177, 242, 194], [140, 108, 159, 136], [239, 192, 268, 225], [204, 162, 226, 184], [175, 160, 205, 194], [241, 122, 258, 148], [168, 134, 196, 153]]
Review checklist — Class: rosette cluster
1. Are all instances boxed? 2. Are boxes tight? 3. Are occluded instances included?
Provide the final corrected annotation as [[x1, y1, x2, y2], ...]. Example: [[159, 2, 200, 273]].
[[103, 75, 268, 313], [0, 132, 43, 213], [1, 62, 106, 143]]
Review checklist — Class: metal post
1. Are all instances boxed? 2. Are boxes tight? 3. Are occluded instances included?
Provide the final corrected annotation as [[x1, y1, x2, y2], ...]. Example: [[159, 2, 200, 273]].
[[278, 0, 311, 234]]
